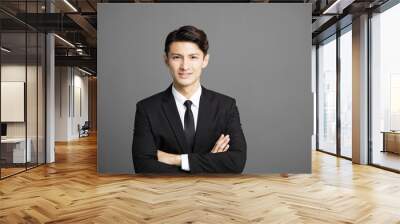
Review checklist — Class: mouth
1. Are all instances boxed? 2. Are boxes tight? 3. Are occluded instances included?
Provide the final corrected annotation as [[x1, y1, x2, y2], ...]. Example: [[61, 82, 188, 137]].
[[178, 73, 192, 79]]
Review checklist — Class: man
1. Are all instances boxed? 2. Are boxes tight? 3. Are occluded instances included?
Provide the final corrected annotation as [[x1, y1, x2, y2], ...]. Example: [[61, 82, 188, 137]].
[[132, 25, 246, 173]]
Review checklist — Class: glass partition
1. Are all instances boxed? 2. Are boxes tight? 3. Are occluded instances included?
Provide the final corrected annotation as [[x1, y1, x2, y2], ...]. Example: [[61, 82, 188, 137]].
[[317, 35, 337, 155], [339, 27, 352, 158], [0, 1, 46, 179], [27, 31, 38, 169], [1, 31, 28, 177], [371, 3, 400, 171]]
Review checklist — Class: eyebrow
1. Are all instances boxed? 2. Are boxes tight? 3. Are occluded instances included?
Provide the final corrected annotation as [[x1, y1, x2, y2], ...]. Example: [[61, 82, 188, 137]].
[[169, 53, 200, 56]]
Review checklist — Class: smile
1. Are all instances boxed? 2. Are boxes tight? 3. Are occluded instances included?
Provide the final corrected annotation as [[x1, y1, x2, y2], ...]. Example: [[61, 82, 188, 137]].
[[178, 73, 192, 78]]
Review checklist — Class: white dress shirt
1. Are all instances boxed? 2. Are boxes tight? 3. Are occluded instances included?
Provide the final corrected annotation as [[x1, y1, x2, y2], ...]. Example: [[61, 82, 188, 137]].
[[171, 84, 202, 171]]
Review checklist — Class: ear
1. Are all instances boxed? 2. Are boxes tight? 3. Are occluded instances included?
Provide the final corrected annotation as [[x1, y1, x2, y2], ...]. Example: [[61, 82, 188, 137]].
[[202, 54, 210, 68], [163, 54, 168, 66]]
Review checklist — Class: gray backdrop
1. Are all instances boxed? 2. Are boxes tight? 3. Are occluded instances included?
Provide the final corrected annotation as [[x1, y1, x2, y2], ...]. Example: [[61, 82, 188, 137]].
[[98, 3, 312, 173]]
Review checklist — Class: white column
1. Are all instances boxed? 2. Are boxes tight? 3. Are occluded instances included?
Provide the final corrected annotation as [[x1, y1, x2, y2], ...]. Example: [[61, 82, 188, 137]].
[[352, 14, 369, 164], [45, 1, 55, 163], [46, 32, 55, 163]]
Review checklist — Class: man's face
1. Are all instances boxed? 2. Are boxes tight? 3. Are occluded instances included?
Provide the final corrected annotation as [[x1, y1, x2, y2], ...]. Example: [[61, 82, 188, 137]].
[[164, 41, 209, 89]]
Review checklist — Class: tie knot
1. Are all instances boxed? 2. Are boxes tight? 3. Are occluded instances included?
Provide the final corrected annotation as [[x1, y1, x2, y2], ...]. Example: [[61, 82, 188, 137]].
[[184, 100, 192, 109]]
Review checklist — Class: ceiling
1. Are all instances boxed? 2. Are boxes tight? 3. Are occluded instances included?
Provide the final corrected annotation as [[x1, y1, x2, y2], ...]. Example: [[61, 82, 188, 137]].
[[0, 0, 391, 75]]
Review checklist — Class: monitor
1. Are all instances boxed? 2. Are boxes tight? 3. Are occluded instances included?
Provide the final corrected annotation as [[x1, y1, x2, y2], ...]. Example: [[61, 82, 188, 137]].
[[1, 123, 7, 137]]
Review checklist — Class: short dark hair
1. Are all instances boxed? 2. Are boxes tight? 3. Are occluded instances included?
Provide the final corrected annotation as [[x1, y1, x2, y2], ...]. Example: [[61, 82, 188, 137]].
[[164, 25, 209, 56]]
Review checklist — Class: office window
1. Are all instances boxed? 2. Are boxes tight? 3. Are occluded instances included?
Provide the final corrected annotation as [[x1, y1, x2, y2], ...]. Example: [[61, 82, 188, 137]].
[[371, 2, 400, 171], [340, 27, 352, 158], [318, 35, 337, 154]]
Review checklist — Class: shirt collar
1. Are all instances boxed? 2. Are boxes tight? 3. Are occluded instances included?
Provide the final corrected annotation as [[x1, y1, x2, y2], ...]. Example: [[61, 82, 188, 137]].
[[172, 84, 202, 108]]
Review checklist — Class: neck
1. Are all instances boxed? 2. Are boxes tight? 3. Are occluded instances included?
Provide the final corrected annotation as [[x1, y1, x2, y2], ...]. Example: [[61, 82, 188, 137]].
[[173, 82, 200, 99]]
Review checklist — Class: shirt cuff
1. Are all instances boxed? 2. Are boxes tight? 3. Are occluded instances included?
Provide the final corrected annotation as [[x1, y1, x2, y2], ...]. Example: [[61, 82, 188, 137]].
[[181, 154, 190, 171]]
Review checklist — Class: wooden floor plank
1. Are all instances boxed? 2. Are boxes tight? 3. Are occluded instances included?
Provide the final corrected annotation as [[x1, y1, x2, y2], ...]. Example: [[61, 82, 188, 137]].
[[1, 134, 400, 223]]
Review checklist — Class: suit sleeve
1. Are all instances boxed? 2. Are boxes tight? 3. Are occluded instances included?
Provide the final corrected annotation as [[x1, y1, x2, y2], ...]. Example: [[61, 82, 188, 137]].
[[132, 102, 184, 173], [188, 99, 247, 173]]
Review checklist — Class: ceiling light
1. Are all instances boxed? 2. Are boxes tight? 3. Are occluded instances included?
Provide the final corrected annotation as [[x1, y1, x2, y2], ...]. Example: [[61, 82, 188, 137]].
[[54, 34, 75, 48], [78, 67, 93, 76], [63, 0, 78, 12], [1, 47, 11, 53], [323, 0, 344, 14]]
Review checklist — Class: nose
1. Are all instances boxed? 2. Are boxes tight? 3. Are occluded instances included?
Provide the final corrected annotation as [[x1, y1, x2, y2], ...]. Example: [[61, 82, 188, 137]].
[[180, 58, 189, 70]]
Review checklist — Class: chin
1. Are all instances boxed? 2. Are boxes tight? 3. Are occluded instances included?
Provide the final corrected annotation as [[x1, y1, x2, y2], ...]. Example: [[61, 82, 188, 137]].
[[175, 80, 195, 87]]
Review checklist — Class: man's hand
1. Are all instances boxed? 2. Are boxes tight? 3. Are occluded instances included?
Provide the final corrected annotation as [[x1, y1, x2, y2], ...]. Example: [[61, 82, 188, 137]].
[[211, 134, 230, 153], [157, 133, 229, 166], [157, 150, 181, 166]]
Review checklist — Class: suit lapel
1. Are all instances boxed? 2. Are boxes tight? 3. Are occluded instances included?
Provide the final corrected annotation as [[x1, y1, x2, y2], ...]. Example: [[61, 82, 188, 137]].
[[192, 86, 213, 153], [161, 85, 190, 154]]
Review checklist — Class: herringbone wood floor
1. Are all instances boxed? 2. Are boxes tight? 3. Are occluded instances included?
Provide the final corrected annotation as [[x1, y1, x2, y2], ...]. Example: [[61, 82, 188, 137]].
[[1, 134, 400, 223]]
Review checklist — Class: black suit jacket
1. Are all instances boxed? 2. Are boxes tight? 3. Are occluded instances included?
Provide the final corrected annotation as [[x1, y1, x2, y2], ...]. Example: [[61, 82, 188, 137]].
[[132, 85, 246, 174]]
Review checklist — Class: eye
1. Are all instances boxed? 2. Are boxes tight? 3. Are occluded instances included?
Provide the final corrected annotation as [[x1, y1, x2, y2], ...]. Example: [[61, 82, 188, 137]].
[[172, 56, 180, 60], [191, 56, 198, 59]]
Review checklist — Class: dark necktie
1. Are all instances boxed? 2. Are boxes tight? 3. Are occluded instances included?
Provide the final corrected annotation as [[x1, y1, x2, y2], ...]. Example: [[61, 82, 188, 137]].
[[184, 100, 195, 152]]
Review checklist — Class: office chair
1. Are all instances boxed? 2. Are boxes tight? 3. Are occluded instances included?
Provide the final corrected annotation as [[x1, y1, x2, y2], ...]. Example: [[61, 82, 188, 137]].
[[79, 121, 90, 138]]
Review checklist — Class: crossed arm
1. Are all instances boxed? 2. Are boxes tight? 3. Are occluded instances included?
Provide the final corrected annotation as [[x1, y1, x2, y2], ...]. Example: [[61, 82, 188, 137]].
[[132, 101, 246, 174], [156, 134, 231, 167]]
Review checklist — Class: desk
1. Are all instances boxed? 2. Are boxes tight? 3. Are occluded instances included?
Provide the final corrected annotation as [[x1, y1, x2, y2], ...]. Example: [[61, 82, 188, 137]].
[[1, 138, 31, 163], [381, 131, 400, 154]]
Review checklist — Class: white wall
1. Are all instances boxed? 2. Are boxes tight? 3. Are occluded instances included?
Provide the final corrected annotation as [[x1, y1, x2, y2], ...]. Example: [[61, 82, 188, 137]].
[[1, 64, 40, 138], [55, 66, 70, 141], [55, 67, 89, 141], [71, 72, 89, 138]]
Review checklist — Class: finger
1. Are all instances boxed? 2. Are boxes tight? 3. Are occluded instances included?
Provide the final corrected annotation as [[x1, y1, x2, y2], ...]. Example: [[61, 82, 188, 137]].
[[225, 135, 230, 143], [215, 137, 227, 152], [212, 134, 225, 153], [157, 150, 162, 161], [212, 134, 229, 153], [212, 143, 222, 153], [216, 134, 225, 145], [223, 144, 229, 152], [218, 135, 229, 146], [217, 136, 230, 152]]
